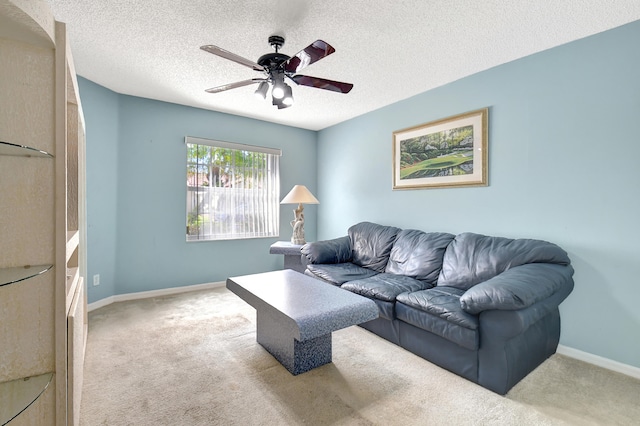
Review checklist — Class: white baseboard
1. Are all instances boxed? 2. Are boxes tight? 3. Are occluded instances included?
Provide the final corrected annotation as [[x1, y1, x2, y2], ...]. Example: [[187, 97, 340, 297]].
[[557, 344, 640, 380], [87, 281, 226, 312]]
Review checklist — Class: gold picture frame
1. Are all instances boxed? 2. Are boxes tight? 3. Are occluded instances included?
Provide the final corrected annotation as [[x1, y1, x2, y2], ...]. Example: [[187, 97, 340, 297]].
[[392, 108, 488, 190]]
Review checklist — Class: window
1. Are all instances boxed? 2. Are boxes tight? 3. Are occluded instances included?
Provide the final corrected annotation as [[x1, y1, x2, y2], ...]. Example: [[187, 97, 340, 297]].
[[186, 136, 281, 241]]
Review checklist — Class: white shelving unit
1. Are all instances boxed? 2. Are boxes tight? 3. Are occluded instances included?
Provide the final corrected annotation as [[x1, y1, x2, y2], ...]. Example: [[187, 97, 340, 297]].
[[0, 1, 87, 424]]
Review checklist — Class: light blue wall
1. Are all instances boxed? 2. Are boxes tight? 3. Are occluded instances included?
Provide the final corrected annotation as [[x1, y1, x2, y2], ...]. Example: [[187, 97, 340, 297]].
[[317, 21, 640, 368], [78, 79, 318, 303], [79, 78, 118, 302]]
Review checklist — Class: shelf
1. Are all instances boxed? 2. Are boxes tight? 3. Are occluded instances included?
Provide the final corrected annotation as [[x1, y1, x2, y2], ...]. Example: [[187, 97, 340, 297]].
[[0, 265, 53, 288], [0, 372, 53, 426], [66, 267, 79, 314], [0, 141, 53, 158], [66, 231, 79, 263]]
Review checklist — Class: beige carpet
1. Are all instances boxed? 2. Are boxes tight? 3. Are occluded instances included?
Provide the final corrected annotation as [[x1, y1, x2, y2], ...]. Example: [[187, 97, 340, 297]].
[[80, 287, 640, 425]]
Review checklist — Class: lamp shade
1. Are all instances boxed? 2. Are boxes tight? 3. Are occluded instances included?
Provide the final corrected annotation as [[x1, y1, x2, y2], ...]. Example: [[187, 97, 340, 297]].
[[280, 185, 319, 205]]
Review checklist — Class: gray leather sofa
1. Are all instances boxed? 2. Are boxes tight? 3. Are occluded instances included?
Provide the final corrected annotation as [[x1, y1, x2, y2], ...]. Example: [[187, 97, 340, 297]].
[[301, 222, 574, 394]]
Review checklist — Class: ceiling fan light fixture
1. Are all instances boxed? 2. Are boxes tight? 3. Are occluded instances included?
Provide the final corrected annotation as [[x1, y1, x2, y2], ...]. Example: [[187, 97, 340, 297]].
[[254, 81, 268, 100], [282, 84, 294, 106], [271, 82, 285, 100]]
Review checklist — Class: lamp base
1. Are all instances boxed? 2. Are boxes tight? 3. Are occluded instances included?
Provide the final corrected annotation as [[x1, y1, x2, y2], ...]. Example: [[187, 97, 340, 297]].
[[290, 203, 306, 245]]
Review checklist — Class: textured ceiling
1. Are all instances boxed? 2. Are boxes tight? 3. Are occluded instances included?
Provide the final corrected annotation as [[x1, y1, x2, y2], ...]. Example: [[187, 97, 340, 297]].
[[46, 0, 640, 131]]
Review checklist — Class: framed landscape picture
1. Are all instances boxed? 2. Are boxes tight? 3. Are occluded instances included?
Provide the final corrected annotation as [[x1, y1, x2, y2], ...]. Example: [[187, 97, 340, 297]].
[[392, 108, 488, 190]]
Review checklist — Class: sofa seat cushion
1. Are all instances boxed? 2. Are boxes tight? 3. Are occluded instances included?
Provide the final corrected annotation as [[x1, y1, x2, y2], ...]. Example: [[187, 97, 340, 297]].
[[396, 287, 479, 350], [306, 263, 378, 286], [342, 273, 431, 302], [342, 273, 431, 321], [369, 299, 396, 321]]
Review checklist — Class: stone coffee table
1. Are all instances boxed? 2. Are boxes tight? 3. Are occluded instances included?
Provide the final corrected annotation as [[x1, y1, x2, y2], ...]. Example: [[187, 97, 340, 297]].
[[226, 269, 379, 375]]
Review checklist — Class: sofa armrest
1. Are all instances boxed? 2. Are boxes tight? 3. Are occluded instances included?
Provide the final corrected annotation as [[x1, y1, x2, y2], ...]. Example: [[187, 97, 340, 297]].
[[459, 263, 574, 314], [301, 236, 351, 264]]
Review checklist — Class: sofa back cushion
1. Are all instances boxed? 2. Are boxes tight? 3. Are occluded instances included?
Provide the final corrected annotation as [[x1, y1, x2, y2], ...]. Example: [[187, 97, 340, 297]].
[[348, 222, 401, 272], [438, 232, 571, 290], [385, 229, 455, 285]]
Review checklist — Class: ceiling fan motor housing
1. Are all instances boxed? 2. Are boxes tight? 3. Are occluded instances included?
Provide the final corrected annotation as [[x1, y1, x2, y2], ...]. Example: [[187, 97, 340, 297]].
[[268, 35, 285, 51], [257, 52, 291, 70], [259, 36, 290, 71]]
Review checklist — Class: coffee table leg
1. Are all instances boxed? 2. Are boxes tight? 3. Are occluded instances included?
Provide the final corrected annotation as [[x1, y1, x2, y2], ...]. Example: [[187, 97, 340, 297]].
[[256, 311, 332, 375]]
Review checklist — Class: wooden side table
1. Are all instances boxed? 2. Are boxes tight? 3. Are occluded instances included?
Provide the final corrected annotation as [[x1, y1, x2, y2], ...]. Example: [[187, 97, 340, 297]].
[[269, 241, 307, 273]]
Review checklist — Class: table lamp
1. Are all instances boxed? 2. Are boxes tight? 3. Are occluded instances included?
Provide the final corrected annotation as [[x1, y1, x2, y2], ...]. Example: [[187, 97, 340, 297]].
[[280, 185, 319, 245]]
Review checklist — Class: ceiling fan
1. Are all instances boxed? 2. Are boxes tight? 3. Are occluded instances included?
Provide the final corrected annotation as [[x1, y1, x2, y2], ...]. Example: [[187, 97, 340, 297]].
[[200, 36, 353, 109]]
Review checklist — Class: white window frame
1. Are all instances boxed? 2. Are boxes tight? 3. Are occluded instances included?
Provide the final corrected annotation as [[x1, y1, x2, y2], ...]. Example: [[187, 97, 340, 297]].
[[186, 136, 281, 241]]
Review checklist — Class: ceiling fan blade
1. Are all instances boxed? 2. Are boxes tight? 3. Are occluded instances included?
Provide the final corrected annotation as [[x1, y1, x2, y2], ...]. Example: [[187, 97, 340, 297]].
[[283, 40, 336, 73], [205, 78, 265, 94], [200, 45, 264, 72], [291, 75, 353, 94]]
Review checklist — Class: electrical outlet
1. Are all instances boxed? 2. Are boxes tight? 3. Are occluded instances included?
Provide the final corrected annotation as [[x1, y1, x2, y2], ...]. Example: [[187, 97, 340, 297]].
[[93, 274, 100, 286]]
